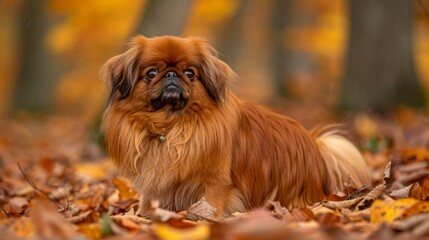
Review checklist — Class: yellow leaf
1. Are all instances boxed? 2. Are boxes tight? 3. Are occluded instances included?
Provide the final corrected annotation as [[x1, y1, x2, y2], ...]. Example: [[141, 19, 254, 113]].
[[370, 198, 418, 223], [153, 222, 210, 240], [78, 223, 102, 240], [74, 161, 113, 180], [403, 148, 429, 164], [112, 176, 137, 200], [0, 217, 34, 238]]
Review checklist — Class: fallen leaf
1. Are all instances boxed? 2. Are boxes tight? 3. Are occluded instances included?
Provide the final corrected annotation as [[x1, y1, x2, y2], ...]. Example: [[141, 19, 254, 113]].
[[4, 197, 29, 215], [403, 148, 429, 164], [390, 184, 414, 198], [149, 200, 184, 222], [370, 198, 418, 223], [354, 184, 385, 211], [391, 213, 429, 231], [186, 197, 219, 222], [110, 198, 139, 211], [323, 196, 364, 210], [67, 210, 92, 223], [48, 184, 72, 200], [316, 212, 341, 228], [0, 217, 34, 237], [153, 221, 210, 240], [112, 176, 138, 200], [110, 215, 152, 224], [78, 223, 102, 240], [30, 198, 76, 239], [402, 201, 429, 218]]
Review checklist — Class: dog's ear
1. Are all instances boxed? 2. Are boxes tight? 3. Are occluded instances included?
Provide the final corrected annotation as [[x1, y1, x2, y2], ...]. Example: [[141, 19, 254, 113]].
[[99, 45, 141, 103], [195, 39, 238, 103]]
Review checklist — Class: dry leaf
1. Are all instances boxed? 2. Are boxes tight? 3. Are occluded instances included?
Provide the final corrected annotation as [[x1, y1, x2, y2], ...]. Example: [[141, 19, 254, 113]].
[[112, 176, 138, 200], [323, 196, 364, 210], [0, 217, 34, 238], [402, 201, 429, 218], [4, 196, 29, 215], [77, 223, 102, 240], [110, 215, 152, 225], [409, 178, 429, 200], [354, 184, 385, 211], [227, 210, 291, 239], [391, 213, 429, 231], [390, 184, 414, 198], [398, 161, 428, 174], [153, 222, 210, 240], [186, 197, 219, 222], [149, 200, 184, 222], [370, 198, 418, 223], [399, 169, 429, 184], [268, 200, 290, 219], [316, 212, 341, 228], [67, 210, 92, 223], [48, 184, 72, 200], [403, 148, 429, 164], [383, 161, 392, 184], [30, 198, 76, 239]]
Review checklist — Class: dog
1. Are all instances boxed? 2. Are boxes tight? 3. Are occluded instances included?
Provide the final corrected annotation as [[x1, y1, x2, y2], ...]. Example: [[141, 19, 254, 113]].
[[100, 35, 370, 216]]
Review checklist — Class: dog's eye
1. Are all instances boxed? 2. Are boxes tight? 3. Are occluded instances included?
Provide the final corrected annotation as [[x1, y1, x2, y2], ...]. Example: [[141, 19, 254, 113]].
[[146, 69, 158, 81], [184, 69, 195, 80]]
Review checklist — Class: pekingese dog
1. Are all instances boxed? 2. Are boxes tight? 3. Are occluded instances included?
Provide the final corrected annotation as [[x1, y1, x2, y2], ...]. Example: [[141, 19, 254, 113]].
[[100, 35, 370, 216]]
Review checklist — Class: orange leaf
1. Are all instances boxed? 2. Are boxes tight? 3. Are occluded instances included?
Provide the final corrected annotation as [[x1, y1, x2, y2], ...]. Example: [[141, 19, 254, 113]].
[[112, 177, 137, 200]]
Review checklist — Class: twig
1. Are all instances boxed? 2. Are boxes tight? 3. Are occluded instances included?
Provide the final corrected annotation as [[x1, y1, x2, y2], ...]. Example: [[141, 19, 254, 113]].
[[17, 162, 49, 196], [2, 208, 11, 218], [417, 0, 429, 18]]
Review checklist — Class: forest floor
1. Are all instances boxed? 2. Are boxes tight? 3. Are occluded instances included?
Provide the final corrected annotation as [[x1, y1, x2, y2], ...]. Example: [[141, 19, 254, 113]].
[[1, 107, 429, 240]]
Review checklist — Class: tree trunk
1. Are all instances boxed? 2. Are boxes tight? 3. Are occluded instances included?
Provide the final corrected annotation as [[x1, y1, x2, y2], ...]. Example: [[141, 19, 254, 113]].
[[134, 0, 193, 37], [340, 0, 425, 112], [13, 0, 63, 113]]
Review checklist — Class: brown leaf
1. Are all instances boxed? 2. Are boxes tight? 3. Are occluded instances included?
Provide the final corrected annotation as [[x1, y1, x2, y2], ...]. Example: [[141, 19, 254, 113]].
[[323, 196, 364, 210], [354, 184, 385, 211], [285, 208, 314, 222], [186, 197, 219, 222], [48, 184, 72, 200], [389, 184, 414, 198], [391, 213, 429, 231], [268, 200, 290, 219], [77, 223, 102, 240], [398, 161, 428, 174], [110, 215, 151, 225], [402, 201, 429, 219], [403, 148, 429, 164], [227, 210, 291, 239], [110, 198, 139, 211], [30, 198, 76, 239], [383, 161, 392, 184], [399, 169, 429, 185], [316, 212, 341, 228], [149, 200, 183, 222], [112, 176, 137, 200], [4, 197, 29, 215], [66, 210, 92, 223]]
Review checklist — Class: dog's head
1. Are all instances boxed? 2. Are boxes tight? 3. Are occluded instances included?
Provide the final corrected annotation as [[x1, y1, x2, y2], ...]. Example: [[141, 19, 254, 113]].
[[100, 36, 237, 113]]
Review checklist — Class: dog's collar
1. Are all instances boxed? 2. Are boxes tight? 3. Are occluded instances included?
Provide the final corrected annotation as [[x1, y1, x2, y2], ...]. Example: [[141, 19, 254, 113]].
[[159, 134, 166, 142]]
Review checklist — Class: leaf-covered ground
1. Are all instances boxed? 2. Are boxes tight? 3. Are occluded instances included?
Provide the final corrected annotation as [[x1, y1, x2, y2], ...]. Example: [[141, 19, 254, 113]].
[[1, 110, 429, 240]]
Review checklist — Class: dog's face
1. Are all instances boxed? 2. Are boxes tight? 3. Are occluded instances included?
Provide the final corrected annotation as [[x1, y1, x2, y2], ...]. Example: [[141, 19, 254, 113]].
[[100, 36, 237, 113]]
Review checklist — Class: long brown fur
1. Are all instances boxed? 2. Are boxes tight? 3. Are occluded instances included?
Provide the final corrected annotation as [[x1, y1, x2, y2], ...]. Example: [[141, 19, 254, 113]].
[[100, 36, 371, 216]]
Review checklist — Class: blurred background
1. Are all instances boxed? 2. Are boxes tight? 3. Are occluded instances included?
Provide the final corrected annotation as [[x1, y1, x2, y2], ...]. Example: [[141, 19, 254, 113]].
[[1, 0, 429, 125]]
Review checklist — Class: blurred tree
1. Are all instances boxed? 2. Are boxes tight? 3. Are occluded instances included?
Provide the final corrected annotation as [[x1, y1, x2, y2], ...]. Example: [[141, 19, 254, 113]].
[[340, 0, 425, 112], [13, 0, 65, 113], [134, 0, 193, 37]]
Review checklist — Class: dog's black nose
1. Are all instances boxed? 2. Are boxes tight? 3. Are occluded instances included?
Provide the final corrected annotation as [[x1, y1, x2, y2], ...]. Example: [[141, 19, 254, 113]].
[[165, 71, 177, 78]]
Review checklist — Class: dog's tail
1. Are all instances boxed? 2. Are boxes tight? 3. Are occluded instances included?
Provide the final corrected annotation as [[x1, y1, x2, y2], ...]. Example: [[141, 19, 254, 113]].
[[315, 131, 371, 193]]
